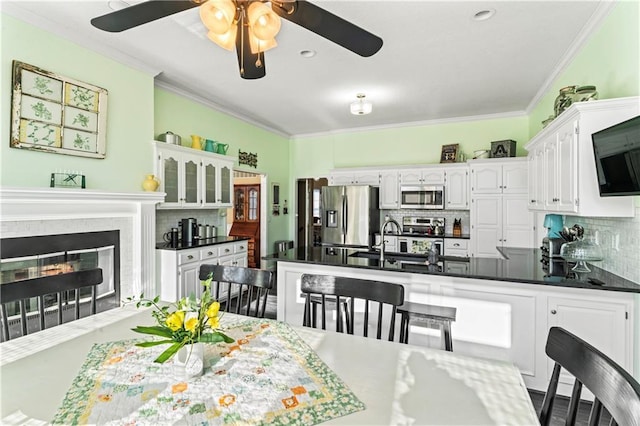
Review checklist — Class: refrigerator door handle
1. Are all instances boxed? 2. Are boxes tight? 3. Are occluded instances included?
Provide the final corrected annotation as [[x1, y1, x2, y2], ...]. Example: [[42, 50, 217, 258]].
[[342, 194, 348, 236]]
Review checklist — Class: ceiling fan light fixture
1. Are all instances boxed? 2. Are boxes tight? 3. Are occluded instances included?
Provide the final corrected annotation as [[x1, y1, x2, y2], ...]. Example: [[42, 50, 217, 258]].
[[200, 0, 237, 34], [350, 94, 372, 115], [247, 2, 281, 40], [249, 30, 278, 54], [207, 25, 238, 51]]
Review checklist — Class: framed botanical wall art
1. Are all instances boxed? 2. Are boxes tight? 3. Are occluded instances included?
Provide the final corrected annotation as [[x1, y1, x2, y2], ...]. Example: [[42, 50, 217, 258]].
[[10, 60, 108, 159]]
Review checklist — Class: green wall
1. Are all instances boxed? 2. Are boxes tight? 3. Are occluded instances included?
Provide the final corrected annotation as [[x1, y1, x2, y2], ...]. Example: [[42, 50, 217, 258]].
[[154, 88, 290, 249], [290, 115, 529, 179], [529, 1, 640, 137], [0, 14, 154, 191]]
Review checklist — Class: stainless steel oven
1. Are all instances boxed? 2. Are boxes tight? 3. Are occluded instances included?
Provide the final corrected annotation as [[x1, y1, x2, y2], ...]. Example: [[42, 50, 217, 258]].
[[398, 236, 444, 256], [400, 185, 444, 209]]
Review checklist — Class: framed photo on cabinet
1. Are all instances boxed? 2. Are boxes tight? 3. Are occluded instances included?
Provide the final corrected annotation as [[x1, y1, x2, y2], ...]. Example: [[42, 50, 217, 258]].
[[440, 143, 459, 163], [10, 60, 108, 159]]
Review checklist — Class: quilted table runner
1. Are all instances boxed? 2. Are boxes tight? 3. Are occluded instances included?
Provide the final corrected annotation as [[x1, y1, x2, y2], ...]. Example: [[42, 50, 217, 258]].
[[53, 318, 364, 425]]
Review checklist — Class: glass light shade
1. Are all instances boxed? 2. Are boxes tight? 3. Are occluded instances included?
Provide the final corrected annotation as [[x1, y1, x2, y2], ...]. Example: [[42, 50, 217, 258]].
[[248, 29, 277, 54], [247, 2, 281, 40], [200, 0, 236, 34], [350, 99, 373, 115], [207, 25, 238, 51]]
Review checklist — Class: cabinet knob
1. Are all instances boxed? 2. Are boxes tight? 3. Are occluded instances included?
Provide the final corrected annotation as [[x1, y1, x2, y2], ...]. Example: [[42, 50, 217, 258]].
[[454, 243, 460, 247], [531, 199, 535, 203], [187, 255, 193, 259], [225, 249, 230, 253], [207, 251, 213, 255], [551, 309, 557, 315]]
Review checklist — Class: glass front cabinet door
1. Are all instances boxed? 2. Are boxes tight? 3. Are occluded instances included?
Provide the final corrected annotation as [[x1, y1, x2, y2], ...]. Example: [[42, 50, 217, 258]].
[[160, 152, 180, 207], [220, 165, 232, 205]]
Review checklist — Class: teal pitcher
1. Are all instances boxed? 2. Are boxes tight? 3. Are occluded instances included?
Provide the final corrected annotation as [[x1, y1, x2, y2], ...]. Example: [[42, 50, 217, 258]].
[[204, 139, 216, 153], [216, 143, 229, 155]]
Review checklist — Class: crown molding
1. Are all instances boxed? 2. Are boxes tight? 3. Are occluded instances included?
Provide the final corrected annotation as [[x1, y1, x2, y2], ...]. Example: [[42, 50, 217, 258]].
[[1, 3, 162, 77], [526, 1, 616, 114], [291, 110, 528, 140], [154, 79, 292, 139]]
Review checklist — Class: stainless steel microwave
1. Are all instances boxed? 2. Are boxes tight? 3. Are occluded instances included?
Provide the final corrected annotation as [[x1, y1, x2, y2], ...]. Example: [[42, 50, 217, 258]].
[[400, 185, 444, 209]]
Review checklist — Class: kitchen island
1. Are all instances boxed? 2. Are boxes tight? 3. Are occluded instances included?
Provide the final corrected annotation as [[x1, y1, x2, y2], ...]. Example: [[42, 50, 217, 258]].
[[268, 246, 639, 393]]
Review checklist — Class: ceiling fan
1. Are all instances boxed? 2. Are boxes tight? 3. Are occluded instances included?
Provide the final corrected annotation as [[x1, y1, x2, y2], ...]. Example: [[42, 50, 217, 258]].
[[91, 0, 383, 79]]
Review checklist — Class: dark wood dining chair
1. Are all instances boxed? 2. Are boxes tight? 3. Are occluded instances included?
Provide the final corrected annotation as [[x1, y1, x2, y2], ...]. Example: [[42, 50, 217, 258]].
[[300, 273, 404, 341], [198, 264, 274, 318], [397, 301, 457, 351], [539, 326, 640, 426], [0, 268, 103, 341]]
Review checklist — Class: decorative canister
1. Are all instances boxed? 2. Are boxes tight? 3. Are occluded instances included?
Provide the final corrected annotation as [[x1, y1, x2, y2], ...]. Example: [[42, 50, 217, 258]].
[[554, 85, 577, 118], [142, 174, 159, 192], [573, 85, 598, 102], [190, 135, 203, 150]]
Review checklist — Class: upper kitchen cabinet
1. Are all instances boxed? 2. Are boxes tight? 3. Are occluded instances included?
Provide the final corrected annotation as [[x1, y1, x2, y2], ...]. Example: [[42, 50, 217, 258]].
[[329, 168, 380, 186], [399, 167, 445, 185], [153, 142, 234, 209], [469, 158, 528, 194], [444, 164, 469, 210], [525, 97, 638, 217], [379, 170, 400, 209]]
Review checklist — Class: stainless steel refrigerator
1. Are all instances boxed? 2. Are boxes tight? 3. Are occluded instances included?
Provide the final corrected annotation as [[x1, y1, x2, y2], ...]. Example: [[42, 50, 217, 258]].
[[321, 186, 380, 248]]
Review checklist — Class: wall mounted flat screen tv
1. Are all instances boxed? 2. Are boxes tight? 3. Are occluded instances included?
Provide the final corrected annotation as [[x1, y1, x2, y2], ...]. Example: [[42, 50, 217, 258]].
[[591, 114, 640, 196]]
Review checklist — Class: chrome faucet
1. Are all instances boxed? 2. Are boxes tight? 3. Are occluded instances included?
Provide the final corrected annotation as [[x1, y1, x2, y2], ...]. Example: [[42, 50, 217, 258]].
[[375, 217, 401, 263]]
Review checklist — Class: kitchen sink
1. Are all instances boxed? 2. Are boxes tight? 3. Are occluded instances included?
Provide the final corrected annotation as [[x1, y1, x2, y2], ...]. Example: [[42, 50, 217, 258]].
[[349, 251, 428, 264]]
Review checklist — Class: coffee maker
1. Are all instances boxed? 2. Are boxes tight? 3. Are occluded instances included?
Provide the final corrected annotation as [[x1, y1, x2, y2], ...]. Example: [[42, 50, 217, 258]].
[[180, 218, 197, 245]]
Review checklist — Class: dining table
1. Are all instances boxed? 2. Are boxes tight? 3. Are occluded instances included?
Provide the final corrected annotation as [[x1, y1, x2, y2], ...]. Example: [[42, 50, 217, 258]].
[[0, 304, 539, 425]]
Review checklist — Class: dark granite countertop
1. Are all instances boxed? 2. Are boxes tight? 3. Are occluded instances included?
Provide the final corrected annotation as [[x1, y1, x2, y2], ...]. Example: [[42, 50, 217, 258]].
[[156, 236, 250, 251], [264, 246, 640, 293]]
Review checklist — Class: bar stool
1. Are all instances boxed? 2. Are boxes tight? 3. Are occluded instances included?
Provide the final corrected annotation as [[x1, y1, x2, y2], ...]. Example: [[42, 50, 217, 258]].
[[398, 301, 456, 351]]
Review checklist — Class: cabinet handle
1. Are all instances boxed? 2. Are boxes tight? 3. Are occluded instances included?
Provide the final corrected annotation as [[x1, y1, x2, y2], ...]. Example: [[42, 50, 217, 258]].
[[454, 243, 460, 247], [551, 309, 557, 315], [187, 255, 193, 259]]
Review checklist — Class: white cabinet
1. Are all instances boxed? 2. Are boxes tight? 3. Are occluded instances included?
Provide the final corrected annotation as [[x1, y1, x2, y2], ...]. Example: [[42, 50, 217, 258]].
[[218, 241, 249, 267], [153, 141, 234, 209], [470, 195, 533, 257], [525, 97, 638, 217], [329, 169, 379, 186], [444, 238, 469, 257], [375, 234, 398, 252], [399, 167, 445, 185], [158, 241, 248, 302], [547, 295, 632, 396], [201, 156, 232, 207], [379, 170, 399, 209], [527, 144, 545, 209], [469, 158, 528, 194], [444, 165, 469, 209]]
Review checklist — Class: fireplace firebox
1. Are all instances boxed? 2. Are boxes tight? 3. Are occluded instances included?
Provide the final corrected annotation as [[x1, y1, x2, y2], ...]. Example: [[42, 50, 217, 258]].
[[0, 230, 120, 341]]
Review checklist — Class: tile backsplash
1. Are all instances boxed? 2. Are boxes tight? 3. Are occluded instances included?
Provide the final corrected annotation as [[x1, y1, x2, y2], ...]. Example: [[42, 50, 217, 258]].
[[564, 207, 640, 284], [381, 209, 471, 235], [155, 209, 227, 243]]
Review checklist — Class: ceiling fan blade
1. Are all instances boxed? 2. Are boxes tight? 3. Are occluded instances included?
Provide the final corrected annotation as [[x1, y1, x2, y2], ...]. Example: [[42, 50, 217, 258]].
[[235, 19, 266, 79], [271, 1, 383, 57], [91, 0, 200, 32]]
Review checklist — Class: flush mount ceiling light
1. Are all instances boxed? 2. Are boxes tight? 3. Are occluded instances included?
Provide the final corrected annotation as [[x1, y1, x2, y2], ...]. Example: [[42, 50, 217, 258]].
[[350, 94, 372, 115], [91, 0, 383, 80]]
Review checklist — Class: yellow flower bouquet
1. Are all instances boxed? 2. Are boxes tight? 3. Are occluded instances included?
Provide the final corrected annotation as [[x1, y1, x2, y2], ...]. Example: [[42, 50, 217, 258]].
[[127, 273, 234, 363]]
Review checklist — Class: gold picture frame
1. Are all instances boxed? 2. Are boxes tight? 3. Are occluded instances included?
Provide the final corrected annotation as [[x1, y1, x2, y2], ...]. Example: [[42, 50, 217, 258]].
[[440, 143, 459, 163], [10, 60, 108, 159]]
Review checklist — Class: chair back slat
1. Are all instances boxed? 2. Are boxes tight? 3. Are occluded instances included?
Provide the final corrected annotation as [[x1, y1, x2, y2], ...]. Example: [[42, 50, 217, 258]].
[[198, 264, 274, 319], [0, 268, 103, 341], [540, 327, 640, 426], [300, 274, 404, 342]]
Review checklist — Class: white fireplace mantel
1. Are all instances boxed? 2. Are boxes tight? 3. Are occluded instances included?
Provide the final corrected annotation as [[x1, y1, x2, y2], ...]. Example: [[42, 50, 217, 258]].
[[0, 187, 165, 298]]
